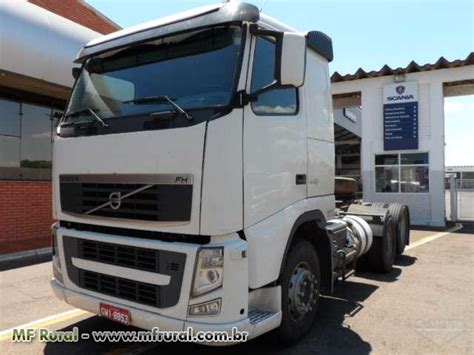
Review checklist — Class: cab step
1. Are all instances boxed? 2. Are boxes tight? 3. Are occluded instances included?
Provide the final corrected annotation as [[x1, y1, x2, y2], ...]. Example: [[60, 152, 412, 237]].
[[248, 310, 278, 325]]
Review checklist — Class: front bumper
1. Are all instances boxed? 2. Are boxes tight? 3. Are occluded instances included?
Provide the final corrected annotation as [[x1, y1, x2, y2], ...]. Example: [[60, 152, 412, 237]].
[[51, 279, 281, 343]]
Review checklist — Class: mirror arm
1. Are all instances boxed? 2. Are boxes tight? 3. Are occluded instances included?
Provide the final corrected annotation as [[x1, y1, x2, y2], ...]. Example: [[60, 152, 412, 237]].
[[250, 80, 279, 99], [249, 24, 283, 83], [72, 67, 81, 80], [235, 80, 279, 108], [249, 24, 282, 39]]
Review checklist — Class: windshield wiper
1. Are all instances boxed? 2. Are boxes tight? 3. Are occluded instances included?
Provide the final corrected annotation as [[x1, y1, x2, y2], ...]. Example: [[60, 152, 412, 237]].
[[123, 96, 192, 120], [63, 108, 109, 127]]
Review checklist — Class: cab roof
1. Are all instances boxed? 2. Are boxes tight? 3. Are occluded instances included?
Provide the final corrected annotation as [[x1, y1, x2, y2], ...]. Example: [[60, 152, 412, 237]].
[[75, 2, 332, 63]]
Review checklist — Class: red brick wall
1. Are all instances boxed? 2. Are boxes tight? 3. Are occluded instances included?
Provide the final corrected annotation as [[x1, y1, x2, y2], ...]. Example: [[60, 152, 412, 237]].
[[28, 0, 119, 34], [0, 181, 53, 254]]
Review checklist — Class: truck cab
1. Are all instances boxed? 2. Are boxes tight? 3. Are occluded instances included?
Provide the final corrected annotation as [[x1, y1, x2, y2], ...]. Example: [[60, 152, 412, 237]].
[[51, 2, 409, 344]]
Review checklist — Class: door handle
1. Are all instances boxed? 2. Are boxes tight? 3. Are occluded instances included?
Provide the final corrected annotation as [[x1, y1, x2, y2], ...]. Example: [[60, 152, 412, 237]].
[[296, 174, 307, 185]]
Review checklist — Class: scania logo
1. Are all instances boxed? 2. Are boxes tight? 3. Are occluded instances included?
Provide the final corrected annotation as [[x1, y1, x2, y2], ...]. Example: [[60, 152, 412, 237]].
[[387, 94, 415, 101], [108, 191, 122, 210], [396, 85, 405, 95]]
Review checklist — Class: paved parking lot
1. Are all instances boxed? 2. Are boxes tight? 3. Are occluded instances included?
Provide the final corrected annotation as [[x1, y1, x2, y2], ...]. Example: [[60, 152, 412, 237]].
[[0, 225, 472, 355]]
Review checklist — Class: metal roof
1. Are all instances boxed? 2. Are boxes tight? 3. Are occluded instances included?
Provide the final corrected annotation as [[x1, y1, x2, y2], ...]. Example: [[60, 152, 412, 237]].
[[446, 166, 474, 171], [331, 52, 474, 83], [0, 1, 100, 88], [28, 0, 120, 34]]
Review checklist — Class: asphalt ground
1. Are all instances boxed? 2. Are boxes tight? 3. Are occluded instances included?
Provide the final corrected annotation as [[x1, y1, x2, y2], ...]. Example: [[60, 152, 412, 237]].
[[0, 224, 472, 355]]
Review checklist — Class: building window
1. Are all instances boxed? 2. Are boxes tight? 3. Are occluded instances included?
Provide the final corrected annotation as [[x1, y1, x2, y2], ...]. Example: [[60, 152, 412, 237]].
[[21, 103, 55, 168], [0, 98, 59, 169], [0, 99, 21, 167], [375, 165, 400, 192], [375, 153, 429, 193], [250, 37, 298, 115]]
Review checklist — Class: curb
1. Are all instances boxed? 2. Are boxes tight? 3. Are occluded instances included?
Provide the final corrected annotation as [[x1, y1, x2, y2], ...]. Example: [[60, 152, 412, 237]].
[[0, 247, 52, 263]]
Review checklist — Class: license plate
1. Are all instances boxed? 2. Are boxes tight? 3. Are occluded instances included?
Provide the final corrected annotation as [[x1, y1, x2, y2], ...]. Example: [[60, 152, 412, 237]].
[[99, 303, 131, 325]]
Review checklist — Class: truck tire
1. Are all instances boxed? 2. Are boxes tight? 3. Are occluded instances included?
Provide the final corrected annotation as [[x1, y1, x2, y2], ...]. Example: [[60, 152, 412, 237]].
[[278, 240, 321, 344], [371, 202, 410, 255], [395, 205, 410, 254], [389, 204, 410, 254], [366, 216, 396, 273]]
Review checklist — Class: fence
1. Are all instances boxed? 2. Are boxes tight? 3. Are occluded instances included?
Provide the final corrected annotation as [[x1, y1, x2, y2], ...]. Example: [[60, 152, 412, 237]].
[[446, 177, 474, 221]]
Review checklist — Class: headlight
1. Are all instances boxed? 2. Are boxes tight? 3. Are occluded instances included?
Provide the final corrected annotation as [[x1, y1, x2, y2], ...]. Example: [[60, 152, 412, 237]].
[[192, 247, 224, 297]]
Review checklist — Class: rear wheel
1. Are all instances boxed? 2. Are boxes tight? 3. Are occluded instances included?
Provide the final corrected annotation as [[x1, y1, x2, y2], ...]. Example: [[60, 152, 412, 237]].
[[395, 206, 410, 254], [366, 216, 396, 273], [278, 240, 321, 344], [371, 202, 410, 255]]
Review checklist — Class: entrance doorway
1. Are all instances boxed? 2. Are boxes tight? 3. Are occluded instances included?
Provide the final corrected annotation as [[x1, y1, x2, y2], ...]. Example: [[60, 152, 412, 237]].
[[333, 92, 362, 198], [444, 80, 474, 221]]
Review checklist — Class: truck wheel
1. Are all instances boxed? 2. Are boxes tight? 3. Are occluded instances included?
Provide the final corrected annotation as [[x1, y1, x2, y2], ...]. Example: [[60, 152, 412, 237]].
[[370, 202, 410, 255], [392, 204, 410, 254], [278, 240, 320, 344], [366, 216, 396, 273]]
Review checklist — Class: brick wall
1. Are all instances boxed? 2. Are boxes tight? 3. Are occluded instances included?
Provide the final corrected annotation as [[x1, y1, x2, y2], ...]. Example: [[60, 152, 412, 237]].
[[28, 0, 120, 34], [0, 181, 53, 254]]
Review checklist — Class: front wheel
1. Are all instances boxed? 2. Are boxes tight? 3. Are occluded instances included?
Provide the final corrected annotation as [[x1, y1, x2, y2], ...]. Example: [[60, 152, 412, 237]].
[[278, 240, 321, 344]]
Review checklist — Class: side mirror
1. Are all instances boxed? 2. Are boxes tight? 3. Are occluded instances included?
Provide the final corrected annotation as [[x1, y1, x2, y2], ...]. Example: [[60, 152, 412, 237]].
[[248, 25, 306, 100], [279, 32, 306, 87], [72, 67, 81, 80]]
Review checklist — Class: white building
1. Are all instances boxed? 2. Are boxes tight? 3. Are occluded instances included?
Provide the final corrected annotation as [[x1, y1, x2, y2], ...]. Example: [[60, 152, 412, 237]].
[[0, 0, 118, 253], [332, 54, 474, 226]]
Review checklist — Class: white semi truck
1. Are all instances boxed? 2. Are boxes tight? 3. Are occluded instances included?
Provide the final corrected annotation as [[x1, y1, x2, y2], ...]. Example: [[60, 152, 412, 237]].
[[51, 2, 410, 344]]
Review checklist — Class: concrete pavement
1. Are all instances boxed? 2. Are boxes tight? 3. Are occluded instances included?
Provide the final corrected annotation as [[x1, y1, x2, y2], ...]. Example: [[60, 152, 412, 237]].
[[0, 225, 472, 354]]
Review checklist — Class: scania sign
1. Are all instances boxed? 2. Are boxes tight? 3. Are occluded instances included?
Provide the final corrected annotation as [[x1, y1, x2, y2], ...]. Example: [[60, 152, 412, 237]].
[[383, 82, 419, 150], [386, 94, 415, 102], [383, 82, 418, 104], [386, 84, 415, 101]]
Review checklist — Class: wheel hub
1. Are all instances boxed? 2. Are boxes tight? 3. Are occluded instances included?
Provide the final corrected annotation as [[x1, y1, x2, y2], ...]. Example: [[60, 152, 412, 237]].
[[288, 263, 318, 321]]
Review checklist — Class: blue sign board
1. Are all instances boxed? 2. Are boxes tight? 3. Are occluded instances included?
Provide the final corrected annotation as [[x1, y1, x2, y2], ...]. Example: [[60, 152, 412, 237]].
[[383, 82, 419, 150]]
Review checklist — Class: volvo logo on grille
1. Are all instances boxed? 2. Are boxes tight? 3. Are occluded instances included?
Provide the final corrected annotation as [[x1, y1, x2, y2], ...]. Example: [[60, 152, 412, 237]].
[[85, 184, 155, 215], [109, 191, 122, 210]]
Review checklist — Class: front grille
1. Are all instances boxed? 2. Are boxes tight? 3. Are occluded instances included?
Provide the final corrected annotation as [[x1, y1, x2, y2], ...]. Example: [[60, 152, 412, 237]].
[[64, 236, 186, 308], [81, 183, 177, 221], [78, 239, 181, 273], [60, 179, 192, 222], [59, 221, 210, 244], [80, 270, 160, 307]]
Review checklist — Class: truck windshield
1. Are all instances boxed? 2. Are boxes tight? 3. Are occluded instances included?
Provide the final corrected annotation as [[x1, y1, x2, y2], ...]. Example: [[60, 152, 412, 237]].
[[65, 26, 242, 124]]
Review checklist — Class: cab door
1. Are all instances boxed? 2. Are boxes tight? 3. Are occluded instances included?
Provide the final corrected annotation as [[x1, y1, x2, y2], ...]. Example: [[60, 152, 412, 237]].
[[243, 35, 307, 227]]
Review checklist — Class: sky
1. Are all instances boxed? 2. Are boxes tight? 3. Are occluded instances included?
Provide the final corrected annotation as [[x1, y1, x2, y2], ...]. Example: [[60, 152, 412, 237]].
[[87, 0, 474, 165], [444, 95, 474, 167]]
